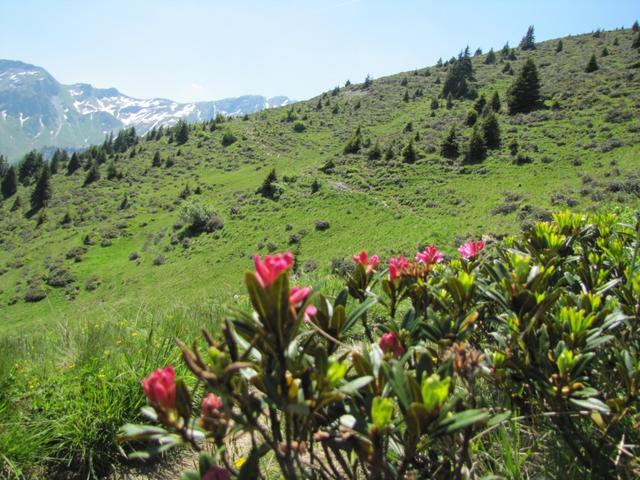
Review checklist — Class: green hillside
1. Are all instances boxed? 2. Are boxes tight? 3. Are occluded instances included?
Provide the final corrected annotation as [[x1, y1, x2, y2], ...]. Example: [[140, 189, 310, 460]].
[[1, 25, 640, 479], [2, 28, 638, 332]]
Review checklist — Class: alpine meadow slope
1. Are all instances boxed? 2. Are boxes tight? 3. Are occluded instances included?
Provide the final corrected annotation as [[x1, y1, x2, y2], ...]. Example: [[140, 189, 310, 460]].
[[0, 25, 640, 478]]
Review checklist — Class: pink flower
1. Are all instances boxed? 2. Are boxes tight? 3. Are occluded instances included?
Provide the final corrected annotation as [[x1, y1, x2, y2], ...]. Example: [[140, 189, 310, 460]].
[[254, 252, 294, 287], [290, 286, 317, 322], [388, 256, 410, 281], [416, 245, 444, 265], [353, 250, 380, 273], [143, 365, 176, 410], [458, 240, 485, 260], [202, 393, 224, 418], [379, 332, 405, 358], [202, 466, 230, 480]]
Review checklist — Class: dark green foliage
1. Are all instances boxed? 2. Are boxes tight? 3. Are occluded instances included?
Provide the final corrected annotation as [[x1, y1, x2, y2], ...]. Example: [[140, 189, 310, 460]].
[[180, 203, 224, 234], [258, 168, 281, 200], [285, 108, 297, 122], [601, 47, 609, 57], [106, 161, 118, 180], [83, 161, 100, 186], [400, 77, 408, 86], [311, 179, 320, 194], [1, 166, 17, 199], [401, 139, 417, 163], [343, 126, 362, 154], [481, 110, 501, 149], [465, 109, 478, 126], [585, 54, 599, 72], [0, 155, 7, 178], [509, 139, 519, 156], [519, 25, 536, 50], [484, 48, 496, 64], [442, 56, 474, 99], [465, 127, 487, 163], [502, 62, 513, 75], [430, 98, 439, 110], [556, 40, 564, 53], [632, 20, 639, 33], [113, 127, 137, 153], [384, 145, 394, 161], [490, 91, 501, 112], [175, 120, 189, 145], [66, 153, 81, 175], [293, 121, 306, 133], [30, 164, 52, 211], [50, 149, 66, 175], [152, 151, 162, 167], [403, 90, 410, 102], [221, 129, 237, 146], [446, 93, 453, 109], [363, 74, 373, 88], [507, 58, 541, 114], [368, 141, 382, 160], [18, 150, 44, 185], [440, 126, 459, 159], [632, 33, 640, 48], [474, 47, 482, 56], [473, 94, 487, 113]]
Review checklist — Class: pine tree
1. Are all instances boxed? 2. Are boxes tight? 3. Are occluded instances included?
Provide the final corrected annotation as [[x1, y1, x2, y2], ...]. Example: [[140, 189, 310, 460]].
[[490, 91, 501, 112], [363, 74, 373, 88], [18, 150, 44, 185], [465, 109, 478, 126], [556, 40, 563, 53], [519, 25, 536, 50], [107, 161, 118, 180], [175, 120, 189, 145], [507, 59, 541, 114], [343, 127, 362, 154], [632, 33, 640, 49], [368, 141, 382, 160], [50, 149, 62, 174], [442, 56, 474, 99], [484, 48, 496, 64], [401, 140, 417, 164], [502, 62, 513, 75], [84, 161, 101, 186], [1, 166, 17, 199], [30, 164, 52, 211], [465, 127, 487, 163], [473, 94, 487, 113], [403, 90, 410, 102], [446, 93, 454, 109], [152, 151, 162, 167], [501, 42, 510, 58], [440, 127, 459, 159], [482, 111, 501, 149], [67, 153, 81, 175], [632, 20, 639, 33], [585, 54, 599, 73], [601, 47, 609, 57], [0, 154, 8, 178], [430, 98, 439, 110], [258, 168, 281, 199]]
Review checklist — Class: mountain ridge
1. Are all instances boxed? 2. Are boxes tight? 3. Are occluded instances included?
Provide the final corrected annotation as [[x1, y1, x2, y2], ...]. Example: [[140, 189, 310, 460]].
[[0, 59, 291, 160]]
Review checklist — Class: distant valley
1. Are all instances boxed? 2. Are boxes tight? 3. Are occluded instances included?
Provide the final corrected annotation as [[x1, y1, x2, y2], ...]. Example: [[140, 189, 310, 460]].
[[0, 59, 291, 160]]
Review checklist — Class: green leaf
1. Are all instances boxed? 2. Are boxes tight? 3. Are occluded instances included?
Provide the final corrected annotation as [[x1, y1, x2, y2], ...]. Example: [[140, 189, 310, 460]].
[[175, 379, 192, 425], [180, 471, 201, 480], [339, 375, 373, 395], [570, 397, 610, 413], [421, 374, 450, 414], [344, 295, 378, 332], [372, 396, 395, 429], [437, 409, 490, 434]]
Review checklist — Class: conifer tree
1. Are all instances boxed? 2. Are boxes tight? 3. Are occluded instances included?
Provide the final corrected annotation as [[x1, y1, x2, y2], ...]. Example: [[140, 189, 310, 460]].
[[50, 150, 62, 174], [152, 151, 162, 167], [84, 160, 101, 186], [446, 93, 454, 109], [465, 110, 478, 126], [440, 126, 459, 159], [368, 141, 382, 160], [175, 120, 189, 145], [601, 47, 609, 57], [30, 163, 52, 211], [519, 25, 536, 50], [632, 20, 639, 33], [500, 42, 510, 59], [490, 91, 501, 112], [473, 94, 487, 113], [482, 111, 501, 149], [430, 98, 439, 110], [107, 161, 118, 180], [258, 168, 281, 199], [67, 153, 81, 175], [442, 56, 474, 99], [632, 33, 640, 48], [465, 127, 487, 163], [585, 54, 599, 72], [507, 59, 541, 114], [0, 154, 8, 178], [18, 150, 44, 185], [484, 48, 496, 64], [403, 90, 410, 102], [343, 126, 362, 154], [556, 40, 563, 53], [1, 166, 17, 199], [401, 140, 417, 163]]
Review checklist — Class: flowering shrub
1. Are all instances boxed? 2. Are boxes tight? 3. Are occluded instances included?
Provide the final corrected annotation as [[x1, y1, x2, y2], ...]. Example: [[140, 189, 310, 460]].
[[119, 211, 640, 479]]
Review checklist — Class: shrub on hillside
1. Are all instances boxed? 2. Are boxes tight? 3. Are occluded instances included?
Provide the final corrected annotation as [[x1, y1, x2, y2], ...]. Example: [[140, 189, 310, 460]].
[[120, 211, 640, 479], [179, 203, 224, 235]]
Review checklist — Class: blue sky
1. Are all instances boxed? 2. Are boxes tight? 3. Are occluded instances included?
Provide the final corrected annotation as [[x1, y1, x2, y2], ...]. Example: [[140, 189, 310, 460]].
[[1, 1, 637, 102]]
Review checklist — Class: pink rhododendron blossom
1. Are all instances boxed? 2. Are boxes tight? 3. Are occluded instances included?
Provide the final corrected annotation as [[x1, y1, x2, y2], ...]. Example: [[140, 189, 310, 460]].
[[202, 393, 224, 418], [290, 286, 317, 322], [353, 250, 380, 273], [379, 332, 405, 357], [458, 240, 485, 260], [416, 245, 444, 265], [253, 252, 294, 287], [143, 365, 176, 410], [202, 466, 230, 480], [388, 256, 410, 281]]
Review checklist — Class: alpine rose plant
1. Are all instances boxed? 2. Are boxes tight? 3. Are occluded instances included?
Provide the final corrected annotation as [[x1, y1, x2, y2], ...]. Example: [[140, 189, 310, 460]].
[[388, 255, 410, 281], [353, 250, 380, 273], [458, 240, 485, 259], [142, 365, 176, 411], [415, 245, 444, 265], [253, 251, 294, 287], [379, 332, 405, 357]]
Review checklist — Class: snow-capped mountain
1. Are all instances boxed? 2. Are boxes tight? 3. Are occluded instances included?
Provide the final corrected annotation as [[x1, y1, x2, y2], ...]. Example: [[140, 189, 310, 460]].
[[0, 60, 291, 160]]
